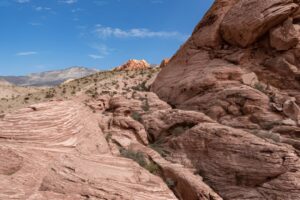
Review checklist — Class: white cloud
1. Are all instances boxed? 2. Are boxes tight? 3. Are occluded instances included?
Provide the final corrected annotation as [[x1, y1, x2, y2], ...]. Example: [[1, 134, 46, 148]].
[[59, 0, 78, 4], [16, 0, 30, 3], [88, 54, 104, 59], [92, 44, 111, 55], [88, 44, 112, 59], [94, 25, 187, 40], [35, 6, 51, 11], [16, 51, 38, 56]]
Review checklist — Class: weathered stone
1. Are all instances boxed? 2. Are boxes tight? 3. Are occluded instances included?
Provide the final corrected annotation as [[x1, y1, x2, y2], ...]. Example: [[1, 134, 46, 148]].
[[270, 18, 299, 51], [283, 99, 300, 123], [220, 0, 298, 47], [241, 72, 259, 86]]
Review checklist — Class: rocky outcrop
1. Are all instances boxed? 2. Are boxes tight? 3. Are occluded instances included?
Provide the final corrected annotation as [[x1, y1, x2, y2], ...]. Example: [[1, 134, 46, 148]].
[[113, 59, 150, 71], [159, 59, 170, 68], [151, 0, 300, 199], [220, 0, 298, 47], [0, 100, 176, 200], [3, 1, 300, 199], [270, 18, 299, 51]]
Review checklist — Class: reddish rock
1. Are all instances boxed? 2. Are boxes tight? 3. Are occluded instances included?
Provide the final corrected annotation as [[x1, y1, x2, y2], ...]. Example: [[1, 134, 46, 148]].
[[113, 59, 150, 71], [159, 58, 170, 68], [220, 0, 298, 47], [151, 1, 300, 199], [270, 18, 299, 51]]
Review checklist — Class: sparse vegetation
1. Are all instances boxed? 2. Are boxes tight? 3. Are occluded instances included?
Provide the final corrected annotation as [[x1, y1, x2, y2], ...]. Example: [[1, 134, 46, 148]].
[[168, 123, 196, 136], [149, 141, 170, 158], [120, 148, 160, 174], [120, 148, 147, 167], [254, 82, 266, 93], [132, 81, 149, 91], [131, 111, 142, 122], [165, 178, 176, 189], [141, 98, 150, 112]]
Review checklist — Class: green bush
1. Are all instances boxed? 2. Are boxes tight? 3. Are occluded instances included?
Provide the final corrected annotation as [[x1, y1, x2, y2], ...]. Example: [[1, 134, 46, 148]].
[[120, 148, 146, 167], [131, 111, 142, 122], [120, 148, 160, 174], [165, 178, 176, 189]]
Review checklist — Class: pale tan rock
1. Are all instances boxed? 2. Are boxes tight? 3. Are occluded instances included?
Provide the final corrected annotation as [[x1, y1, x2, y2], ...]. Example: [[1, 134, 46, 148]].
[[241, 72, 259, 87]]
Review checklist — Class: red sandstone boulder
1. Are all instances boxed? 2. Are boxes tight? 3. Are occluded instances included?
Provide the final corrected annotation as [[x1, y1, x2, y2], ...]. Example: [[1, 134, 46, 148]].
[[220, 0, 298, 47]]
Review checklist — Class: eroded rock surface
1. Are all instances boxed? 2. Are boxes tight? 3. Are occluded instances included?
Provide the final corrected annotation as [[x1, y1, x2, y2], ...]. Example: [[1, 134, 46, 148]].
[[3, 0, 300, 199], [151, 0, 300, 199], [0, 100, 176, 200]]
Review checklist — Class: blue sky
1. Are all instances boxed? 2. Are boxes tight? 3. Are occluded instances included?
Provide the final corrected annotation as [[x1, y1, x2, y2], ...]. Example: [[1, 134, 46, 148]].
[[0, 0, 213, 75]]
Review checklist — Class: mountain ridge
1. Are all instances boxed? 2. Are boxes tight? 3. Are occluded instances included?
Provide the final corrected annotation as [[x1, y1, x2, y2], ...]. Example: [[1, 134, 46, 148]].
[[0, 66, 99, 87]]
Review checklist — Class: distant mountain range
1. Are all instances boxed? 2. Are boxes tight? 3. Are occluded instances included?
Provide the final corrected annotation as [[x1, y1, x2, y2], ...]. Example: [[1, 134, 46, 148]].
[[0, 67, 99, 87]]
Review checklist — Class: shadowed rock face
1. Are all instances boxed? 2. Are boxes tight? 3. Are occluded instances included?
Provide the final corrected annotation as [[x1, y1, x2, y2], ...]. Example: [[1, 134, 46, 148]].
[[151, 0, 300, 199]]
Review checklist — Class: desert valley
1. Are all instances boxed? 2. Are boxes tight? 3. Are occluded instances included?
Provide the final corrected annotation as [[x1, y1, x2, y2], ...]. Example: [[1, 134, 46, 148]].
[[1, 0, 300, 199]]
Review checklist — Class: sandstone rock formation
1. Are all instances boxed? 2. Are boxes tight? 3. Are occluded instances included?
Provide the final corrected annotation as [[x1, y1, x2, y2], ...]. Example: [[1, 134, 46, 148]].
[[151, 0, 300, 199], [0, 100, 176, 200], [3, 0, 300, 199], [113, 59, 150, 71], [159, 58, 170, 68]]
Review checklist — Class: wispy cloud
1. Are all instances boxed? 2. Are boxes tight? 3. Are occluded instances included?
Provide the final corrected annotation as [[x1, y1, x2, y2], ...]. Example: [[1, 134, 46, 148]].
[[94, 25, 187, 40], [88, 54, 104, 59], [59, 0, 78, 4], [71, 8, 83, 13], [29, 22, 42, 26], [16, 51, 38, 56], [88, 44, 112, 59], [34, 6, 51, 11], [15, 0, 30, 3]]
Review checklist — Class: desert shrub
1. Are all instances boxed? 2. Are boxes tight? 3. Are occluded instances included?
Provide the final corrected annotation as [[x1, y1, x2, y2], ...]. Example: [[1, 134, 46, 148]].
[[141, 98, 150, 112], [254, 83, 266, 93], [120, 148, 160, 174], [144, 162, 160, 174], [131, 111, 142, 122], [132, 81, 148, 91], [105, 132, 112, 142], [149, 139, 170, 158], [120, 149, 147, 167], [45, 92, 54, 98], [168, 122, 196, 136], [165, 178, 176, 189]]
